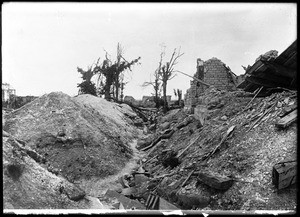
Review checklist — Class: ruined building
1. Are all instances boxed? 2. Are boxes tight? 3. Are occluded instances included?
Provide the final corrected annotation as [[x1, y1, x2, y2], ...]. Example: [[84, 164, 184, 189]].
[[2, 83, 38, 110], [2, 83, 16, 102], [184, 58, 237, 111]]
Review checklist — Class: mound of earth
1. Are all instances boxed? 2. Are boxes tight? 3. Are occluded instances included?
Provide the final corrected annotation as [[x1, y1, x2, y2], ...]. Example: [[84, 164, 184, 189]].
[[3, 92, 143, 187], [3, 132, 95, 209]]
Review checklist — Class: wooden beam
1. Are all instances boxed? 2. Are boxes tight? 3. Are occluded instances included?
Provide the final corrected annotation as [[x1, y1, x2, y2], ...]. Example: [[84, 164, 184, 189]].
[[175, 70, 211, 87], [245, 60, 265, 75], [275, 109, 297, 129], [245, 76, 292, 89], [253, 69, 293, 85], [260, 60, 296, 78]]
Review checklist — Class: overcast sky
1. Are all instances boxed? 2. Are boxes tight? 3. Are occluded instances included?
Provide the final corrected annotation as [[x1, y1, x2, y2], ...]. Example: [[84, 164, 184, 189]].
[[2, 2, 297, 100]]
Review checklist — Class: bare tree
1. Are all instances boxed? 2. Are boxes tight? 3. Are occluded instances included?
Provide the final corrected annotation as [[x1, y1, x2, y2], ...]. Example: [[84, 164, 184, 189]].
[[158, 47, 184, 113], [142, 50, 165, 108]]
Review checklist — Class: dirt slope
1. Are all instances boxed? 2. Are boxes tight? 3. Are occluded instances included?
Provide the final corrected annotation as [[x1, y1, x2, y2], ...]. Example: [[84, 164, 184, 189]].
[[3, 92, 144, 209], [3, 132, 93, 209]]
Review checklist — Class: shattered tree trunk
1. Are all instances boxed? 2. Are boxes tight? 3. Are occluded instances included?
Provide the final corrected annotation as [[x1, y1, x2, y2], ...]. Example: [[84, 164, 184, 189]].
[[155, 78, 160, 109], [162, 79, 168, 113]]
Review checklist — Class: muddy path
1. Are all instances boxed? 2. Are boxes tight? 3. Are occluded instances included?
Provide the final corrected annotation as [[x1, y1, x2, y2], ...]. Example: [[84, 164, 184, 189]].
[[77, 139, 145, 199]]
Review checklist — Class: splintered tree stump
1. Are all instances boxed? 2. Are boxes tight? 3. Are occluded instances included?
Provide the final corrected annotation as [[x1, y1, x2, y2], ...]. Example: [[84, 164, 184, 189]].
[[197, 171, 234, 190]]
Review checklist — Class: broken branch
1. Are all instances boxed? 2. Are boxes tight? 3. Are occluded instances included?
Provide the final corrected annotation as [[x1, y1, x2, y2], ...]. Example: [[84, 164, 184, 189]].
[[175, 70, 211, 87]]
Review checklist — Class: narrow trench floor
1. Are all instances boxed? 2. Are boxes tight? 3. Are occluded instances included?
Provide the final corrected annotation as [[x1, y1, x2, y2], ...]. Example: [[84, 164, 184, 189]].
[[77, 139, 145, 209]]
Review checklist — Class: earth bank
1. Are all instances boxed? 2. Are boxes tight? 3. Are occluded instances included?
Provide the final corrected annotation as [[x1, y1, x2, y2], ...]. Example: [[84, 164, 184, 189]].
[[3, 92, 144, 209]]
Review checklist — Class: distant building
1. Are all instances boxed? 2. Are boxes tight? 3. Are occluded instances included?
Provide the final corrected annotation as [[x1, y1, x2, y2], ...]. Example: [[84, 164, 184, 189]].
[[2, 83, 37, 109], [2, 83, 16, 103]]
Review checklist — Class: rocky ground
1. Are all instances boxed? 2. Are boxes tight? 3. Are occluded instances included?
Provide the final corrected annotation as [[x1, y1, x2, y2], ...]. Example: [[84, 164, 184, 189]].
[[2, 89, 297, 212]]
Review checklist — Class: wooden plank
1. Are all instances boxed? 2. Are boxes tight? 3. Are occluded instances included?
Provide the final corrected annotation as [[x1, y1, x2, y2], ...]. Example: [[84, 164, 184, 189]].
[[146, 194, 180, 210], [140, 136, 161, 151], [176, 169, 195, 194], [176, 134, 202, 158], [197, 171, 234, 190], [247, 101, 278, 132], [279, 104, 297, 117], [210, 126, 235, 156], [276, 109, 297, 128], [272, 161, 297, 190], [175, 70, 211, 87], [246, 76, 291, 89], [261, 60, 296, 78], [145, 194, 159, 210]]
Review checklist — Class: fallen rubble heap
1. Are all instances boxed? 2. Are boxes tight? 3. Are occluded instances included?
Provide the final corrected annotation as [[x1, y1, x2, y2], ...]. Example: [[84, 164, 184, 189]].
[[105, 87, 297, 210]]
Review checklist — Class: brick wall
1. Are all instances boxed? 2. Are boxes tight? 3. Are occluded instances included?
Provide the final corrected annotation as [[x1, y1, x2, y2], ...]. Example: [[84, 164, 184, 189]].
[[203, 57, 235, 91], [184, 57, 236, 111]]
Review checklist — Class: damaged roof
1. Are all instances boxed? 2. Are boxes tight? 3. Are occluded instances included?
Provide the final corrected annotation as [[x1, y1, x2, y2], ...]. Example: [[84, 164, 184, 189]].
[[237, 40, 297, 92]]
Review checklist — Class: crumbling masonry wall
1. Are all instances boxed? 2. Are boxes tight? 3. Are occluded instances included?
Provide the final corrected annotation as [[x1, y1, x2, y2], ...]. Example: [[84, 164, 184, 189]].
[[203, 58, 236, 91], [184, 58, 237, 111]]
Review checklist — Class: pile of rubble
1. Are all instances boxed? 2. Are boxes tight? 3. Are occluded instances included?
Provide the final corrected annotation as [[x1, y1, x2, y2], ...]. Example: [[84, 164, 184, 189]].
[[99, 87, 297, 210]]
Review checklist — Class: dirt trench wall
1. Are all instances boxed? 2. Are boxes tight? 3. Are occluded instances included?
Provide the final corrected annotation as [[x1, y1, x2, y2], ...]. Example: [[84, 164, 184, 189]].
[[3, 92, 141, 184], [3, 134, 92, 209]]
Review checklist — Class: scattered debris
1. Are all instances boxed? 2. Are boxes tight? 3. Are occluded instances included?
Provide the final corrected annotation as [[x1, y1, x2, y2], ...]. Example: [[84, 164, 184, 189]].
[[203, 125, 235, 161], [176, 169, 195, 194], [241, 86, 264, 112], [103, 189, 146, 210]]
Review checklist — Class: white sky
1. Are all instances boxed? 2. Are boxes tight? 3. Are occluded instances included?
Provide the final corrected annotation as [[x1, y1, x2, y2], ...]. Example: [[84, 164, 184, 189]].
[[2, 2, 297, 100]]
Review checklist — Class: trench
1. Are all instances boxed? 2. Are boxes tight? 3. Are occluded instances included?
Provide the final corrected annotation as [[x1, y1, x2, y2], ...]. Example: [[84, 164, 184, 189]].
[[75, 139, 145, 207]]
